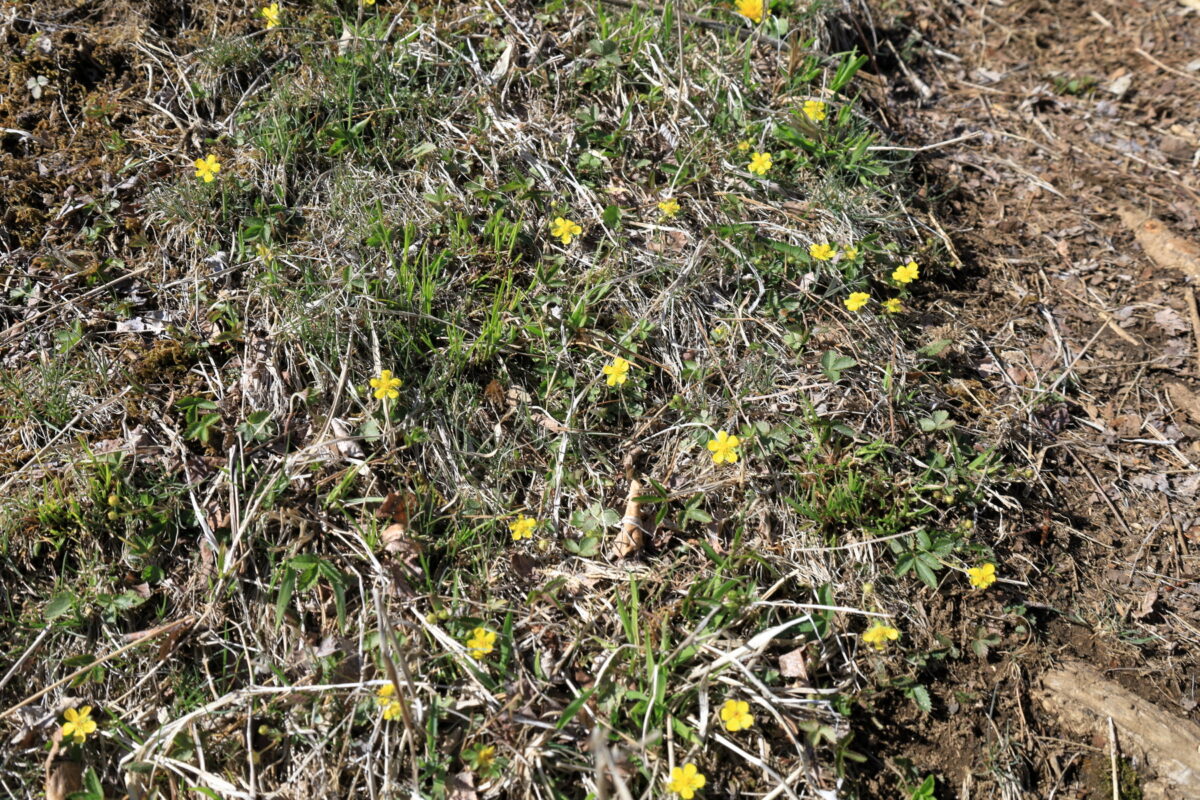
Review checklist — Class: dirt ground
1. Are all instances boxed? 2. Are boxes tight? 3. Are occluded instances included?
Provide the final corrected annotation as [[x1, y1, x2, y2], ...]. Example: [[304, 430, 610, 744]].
[[853, 0, 1200, 796], [3, 0, 1199, 797]]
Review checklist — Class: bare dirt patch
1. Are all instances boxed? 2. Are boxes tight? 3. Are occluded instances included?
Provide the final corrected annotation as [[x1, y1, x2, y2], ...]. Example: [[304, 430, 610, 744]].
[[857, 0, 1200, 795]]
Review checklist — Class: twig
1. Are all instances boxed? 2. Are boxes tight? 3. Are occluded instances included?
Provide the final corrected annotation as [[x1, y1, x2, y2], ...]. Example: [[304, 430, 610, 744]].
[[1186, 288, 1200, 378], [0, 626, 52, 693], [0, 265, 154, 348], [868, 131, 983, 152], [1135, 48, 1200, 88], [1067, 449, 1134, 539], [1108, 716, 1120, 800], [0, 617, 194, 720], [884, 39, 933, 101], [373, 587, 421, 793]]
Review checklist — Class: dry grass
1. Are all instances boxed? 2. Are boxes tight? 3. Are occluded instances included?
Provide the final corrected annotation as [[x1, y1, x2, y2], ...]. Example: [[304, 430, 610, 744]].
[[0, 1, 1019, 798]]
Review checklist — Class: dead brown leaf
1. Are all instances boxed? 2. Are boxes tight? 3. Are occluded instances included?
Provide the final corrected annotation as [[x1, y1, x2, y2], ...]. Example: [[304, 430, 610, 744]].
[[45, 760, 83, 800], [378, 491, 416, 524], [380, 523, 423, 560], [644, 230, 688, 254], [447, 771, 478, 800], [1168, 383, 1200, 424], [483, 379, 506, 407]]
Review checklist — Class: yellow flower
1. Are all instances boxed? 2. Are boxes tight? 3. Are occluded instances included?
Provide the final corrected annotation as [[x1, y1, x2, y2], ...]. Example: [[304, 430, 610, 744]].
[[736, 139, 751, 152], [892, 261, 919, 284], [602, 356, 631, 387], [809, 243, 836, 261], [476, 744, 496, 768], [747, 151, 772, 176], [842, 245, 859, 260], [657, 198, 681, 218], [193, 154, 221, 183], [364, 0, 376, 5], [550, 217, 582, 245], [844, 292, 870, 311], [707, 430, 740, 465], [509, 515, 537, 541], [862, 622, 900, 651], [256, 242, 275, 264], [667, 763, 707, 799], [466, 627, 497, 658], [967, 563, 997, 590], [61, 706, 97, 744], [803, 100, 827, 122], [735, 0, 766, 24], [370, 369, 402, 400], [719, 699, 754, 732], [881, 298, 902, 314], [261, 3, 281, 28], [376, 684, 402, 720]]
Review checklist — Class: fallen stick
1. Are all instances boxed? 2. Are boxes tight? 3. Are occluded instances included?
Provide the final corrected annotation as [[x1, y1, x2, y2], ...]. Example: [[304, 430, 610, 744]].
[[1039, 662, 1200, 792]]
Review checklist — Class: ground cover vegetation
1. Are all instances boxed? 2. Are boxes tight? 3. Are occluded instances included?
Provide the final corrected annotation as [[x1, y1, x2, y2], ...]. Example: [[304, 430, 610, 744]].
[[0, 1, 1033, 797]]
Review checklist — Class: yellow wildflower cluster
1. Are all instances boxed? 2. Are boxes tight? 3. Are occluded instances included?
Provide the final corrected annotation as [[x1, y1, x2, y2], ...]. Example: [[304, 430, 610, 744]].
[[747, 151, 773, 175], [862, 622, 901, 650], [466, 627, 497, 658], [668, 763, 707, 799], [602, 356, 631, 387], [509, 515, 537, 541], [193, 154, 220, 183], [719, 699, 754, 731], [735, 0, 766, 23], [376, 683, 402, 720]]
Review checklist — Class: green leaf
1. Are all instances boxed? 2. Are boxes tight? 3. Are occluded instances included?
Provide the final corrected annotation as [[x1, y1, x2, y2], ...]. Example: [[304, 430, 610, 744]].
[[45, 594, 74, 620], [918, 409, 955, 432], [820, 350, 856, 382], [914, 559, 939, 589], [274, 567, 296, 629], [918, 338, 953, 357], [602, 204, 621, 228], [556, 685, 597, 730], [908, 684, 933, 713]]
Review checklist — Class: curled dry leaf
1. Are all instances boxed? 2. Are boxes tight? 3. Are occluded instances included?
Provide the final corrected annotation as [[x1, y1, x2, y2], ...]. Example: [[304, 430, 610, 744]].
[[378, 491, 416, 524], [329, 418, 365, 460], [447, 771, 478, 800], [380, 523, 423, 561], [45, 760, 83, 800]]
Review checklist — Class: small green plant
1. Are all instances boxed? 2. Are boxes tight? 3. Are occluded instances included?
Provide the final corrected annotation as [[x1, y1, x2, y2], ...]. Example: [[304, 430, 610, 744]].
[[909, 774, 937, 800], [177, 396, 221, 445], [820, 350, 857, 382]]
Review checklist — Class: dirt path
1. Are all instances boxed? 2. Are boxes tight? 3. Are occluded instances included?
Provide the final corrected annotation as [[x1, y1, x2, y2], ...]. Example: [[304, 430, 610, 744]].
[[857, 0, 1200, 796]]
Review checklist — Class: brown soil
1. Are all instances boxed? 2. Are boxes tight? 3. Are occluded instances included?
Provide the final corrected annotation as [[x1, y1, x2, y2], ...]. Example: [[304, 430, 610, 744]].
[[4, 0, 1198, 797], [853, 0, 1200, 796]]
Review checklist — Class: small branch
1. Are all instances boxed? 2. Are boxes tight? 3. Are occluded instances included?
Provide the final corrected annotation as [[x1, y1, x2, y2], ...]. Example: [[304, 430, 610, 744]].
[[1186, 288, 1200, 378], [868, 131, 983, 152], [0, 617, 194, 720]]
